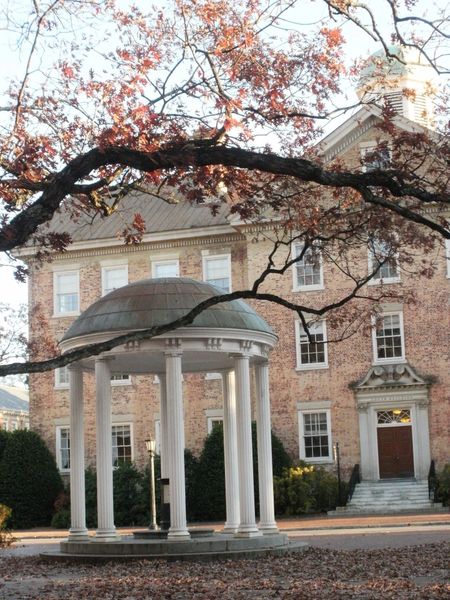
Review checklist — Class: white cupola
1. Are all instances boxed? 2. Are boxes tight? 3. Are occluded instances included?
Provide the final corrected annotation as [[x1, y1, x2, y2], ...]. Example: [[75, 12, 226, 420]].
[[356, 46, 437, 129]]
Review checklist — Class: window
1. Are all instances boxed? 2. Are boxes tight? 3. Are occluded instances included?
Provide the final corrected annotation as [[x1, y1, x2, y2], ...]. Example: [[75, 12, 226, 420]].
[[295, 320, 328, 369], [102, 265, 128, 296], [56, 426, 70, 471], [111, 373, 131, 386], [292, 244, 323, 291], [55, 366, 70, 389], [2, 419, 8, 431], [207, 417, 223, 434], [360, 142, 391, 172], [372, 312, 405, 363], [112, 424, 133, 467], [368, 239, 400, 284], [203, 255, 231, 292], [299, 410, 332, 462], [54, 271, 79, 316], [152, 259, 179, 278]]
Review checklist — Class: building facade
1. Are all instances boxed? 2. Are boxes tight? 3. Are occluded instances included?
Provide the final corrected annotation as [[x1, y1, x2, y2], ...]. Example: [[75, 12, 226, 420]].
[[0, 385, 30, 432], [22, 50, 449, 485]]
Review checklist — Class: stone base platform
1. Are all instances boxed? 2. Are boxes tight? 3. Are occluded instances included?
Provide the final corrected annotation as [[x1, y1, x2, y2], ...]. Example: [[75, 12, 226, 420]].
[[41, 533, 306, 563]]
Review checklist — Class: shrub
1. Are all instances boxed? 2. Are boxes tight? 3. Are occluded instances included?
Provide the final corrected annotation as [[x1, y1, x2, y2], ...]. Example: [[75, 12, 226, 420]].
[[113, 462, 149, 526], [274, 463, 340, 515], [190, 422, 292, 522], [0, 504, 12, 547], [51, 508, 70, 529], [0, 430, 9, 462], [436, 464, 450, 506], [0, 430, 63, 528]]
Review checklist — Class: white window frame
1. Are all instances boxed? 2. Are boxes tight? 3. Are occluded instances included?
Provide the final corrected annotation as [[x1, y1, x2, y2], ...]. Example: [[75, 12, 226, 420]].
[[53, 270, 80, 317], [202, 253, 232, 292], [56, 425, 71, 472], [101, 264, 128, 296], [110, 373, 132, 386], [368, 240, 400, 285], [360, 141, 391, 172], [292, 243, 324, 292], [372, 311, 406, 364], [151, 258, 180, 278], [55, 366, 70, 389], [298, 408, 332, 463], [205, 372, 222, 380], [295, 319, 328, 370], [111, 422, 134, 468], [205, 408, 224, 434]]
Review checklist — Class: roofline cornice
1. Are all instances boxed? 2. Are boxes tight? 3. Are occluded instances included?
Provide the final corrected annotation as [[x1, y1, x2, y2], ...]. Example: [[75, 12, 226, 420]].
[[18, 228, 246, 263]]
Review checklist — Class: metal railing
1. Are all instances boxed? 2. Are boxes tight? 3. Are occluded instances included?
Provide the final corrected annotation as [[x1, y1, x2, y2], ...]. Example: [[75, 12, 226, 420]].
[[428, 459, 437, 501], [346, 463, 361, 504]]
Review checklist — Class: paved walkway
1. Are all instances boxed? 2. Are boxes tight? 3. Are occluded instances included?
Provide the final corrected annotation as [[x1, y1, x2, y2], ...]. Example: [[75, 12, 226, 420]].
[[10, 510, 450, 540]]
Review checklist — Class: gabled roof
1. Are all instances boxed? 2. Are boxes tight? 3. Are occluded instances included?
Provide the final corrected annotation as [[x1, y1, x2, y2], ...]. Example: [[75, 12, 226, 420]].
[[42, 190, 231, 244], [318, 104, 431, 163], [0, 385, 29, 412]]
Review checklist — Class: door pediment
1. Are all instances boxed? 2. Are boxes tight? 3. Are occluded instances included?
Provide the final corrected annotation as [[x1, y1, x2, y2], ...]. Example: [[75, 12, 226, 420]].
[[354, 363, 429, 391]]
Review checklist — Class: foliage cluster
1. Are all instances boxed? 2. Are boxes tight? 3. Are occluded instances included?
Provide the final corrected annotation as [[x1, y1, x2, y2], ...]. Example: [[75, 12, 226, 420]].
[[436, 464, 450, 507], [0, 430, 63, 529], [53, 424, 292, 527], [0, 503, 12, 547], [274, 462, 343, 516], [189, 422, 292, 521]]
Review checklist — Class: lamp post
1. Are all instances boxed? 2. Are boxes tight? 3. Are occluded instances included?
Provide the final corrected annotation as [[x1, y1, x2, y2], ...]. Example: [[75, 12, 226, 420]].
[[333, 441, 342, 506], [145, 438, 159, 530]]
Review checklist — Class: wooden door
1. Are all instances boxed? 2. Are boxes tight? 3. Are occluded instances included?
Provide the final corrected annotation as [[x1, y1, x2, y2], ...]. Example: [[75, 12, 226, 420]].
[[377, 426, 414, 479]]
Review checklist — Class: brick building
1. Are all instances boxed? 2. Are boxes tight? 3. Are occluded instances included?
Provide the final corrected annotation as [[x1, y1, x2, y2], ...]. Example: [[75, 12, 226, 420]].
[[20, 49, 449, 508]]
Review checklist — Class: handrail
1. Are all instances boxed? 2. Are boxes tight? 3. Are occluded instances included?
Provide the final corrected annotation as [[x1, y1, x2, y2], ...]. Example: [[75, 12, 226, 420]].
[[346, 463, 361, 504], [428, 459, 436, 501]]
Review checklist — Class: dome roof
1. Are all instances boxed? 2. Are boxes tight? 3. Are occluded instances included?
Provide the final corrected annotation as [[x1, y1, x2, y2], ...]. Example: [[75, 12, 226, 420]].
[[62, 277, 274, 342]]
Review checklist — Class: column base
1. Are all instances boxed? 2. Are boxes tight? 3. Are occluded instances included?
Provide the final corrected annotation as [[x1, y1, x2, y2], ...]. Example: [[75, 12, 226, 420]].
[[94, 529, 121, 542], [68, 528, 90, 542], [259, 524, 279, 535], [167, 527, 190, 540], [234, 525, 262, 538], [221, 524, 239, 534]]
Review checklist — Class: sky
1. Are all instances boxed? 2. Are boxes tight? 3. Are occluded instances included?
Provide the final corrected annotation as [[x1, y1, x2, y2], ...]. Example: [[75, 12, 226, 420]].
[[0, 0, 447, 311]]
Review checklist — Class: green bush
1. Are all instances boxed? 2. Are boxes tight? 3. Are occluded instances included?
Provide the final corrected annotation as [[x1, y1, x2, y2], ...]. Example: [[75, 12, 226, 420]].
[[274, 463, 340, 515], [0, 430, 63, 528], [436, 464, 450, 506], [190, 422, 292, 522], [113, 461, 149, 526], [0, 430, 9, 462], [51, 508, 70, 529], [0, 503, 12, 547]]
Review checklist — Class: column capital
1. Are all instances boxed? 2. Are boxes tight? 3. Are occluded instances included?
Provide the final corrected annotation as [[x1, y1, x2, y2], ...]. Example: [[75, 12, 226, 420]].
[[67, 362, 83, 372], [164, 338, 183, 356], [229, 352, 251, 360], [95, 355, 114, 365]]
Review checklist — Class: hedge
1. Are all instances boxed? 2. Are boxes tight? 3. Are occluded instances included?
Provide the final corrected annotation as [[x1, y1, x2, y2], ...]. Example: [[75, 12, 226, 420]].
[[0, 430, 63, 528]]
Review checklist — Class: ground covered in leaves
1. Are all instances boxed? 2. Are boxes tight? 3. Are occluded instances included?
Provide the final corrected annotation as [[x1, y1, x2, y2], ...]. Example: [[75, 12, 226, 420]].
[[0, 544, 449, 599]]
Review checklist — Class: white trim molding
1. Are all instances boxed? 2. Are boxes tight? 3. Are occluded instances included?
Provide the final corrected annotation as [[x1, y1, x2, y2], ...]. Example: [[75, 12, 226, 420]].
[[295, 319, 328, 371], [298, 407, 333, 464]]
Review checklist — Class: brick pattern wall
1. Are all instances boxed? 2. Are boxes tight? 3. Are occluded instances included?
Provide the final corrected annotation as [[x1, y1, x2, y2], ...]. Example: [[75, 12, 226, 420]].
[[27, 124, 450, 477]]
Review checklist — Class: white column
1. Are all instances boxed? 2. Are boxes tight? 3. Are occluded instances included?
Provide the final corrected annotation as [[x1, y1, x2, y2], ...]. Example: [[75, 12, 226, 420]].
[[165, 349, 190, 539], [234, 354, 260, 537], [68, 364, 89, 541], [255, 362, 278, 534], [94, 357, 120, 541], [158, 373, 169, 479], [221, 370, 240, 533]]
